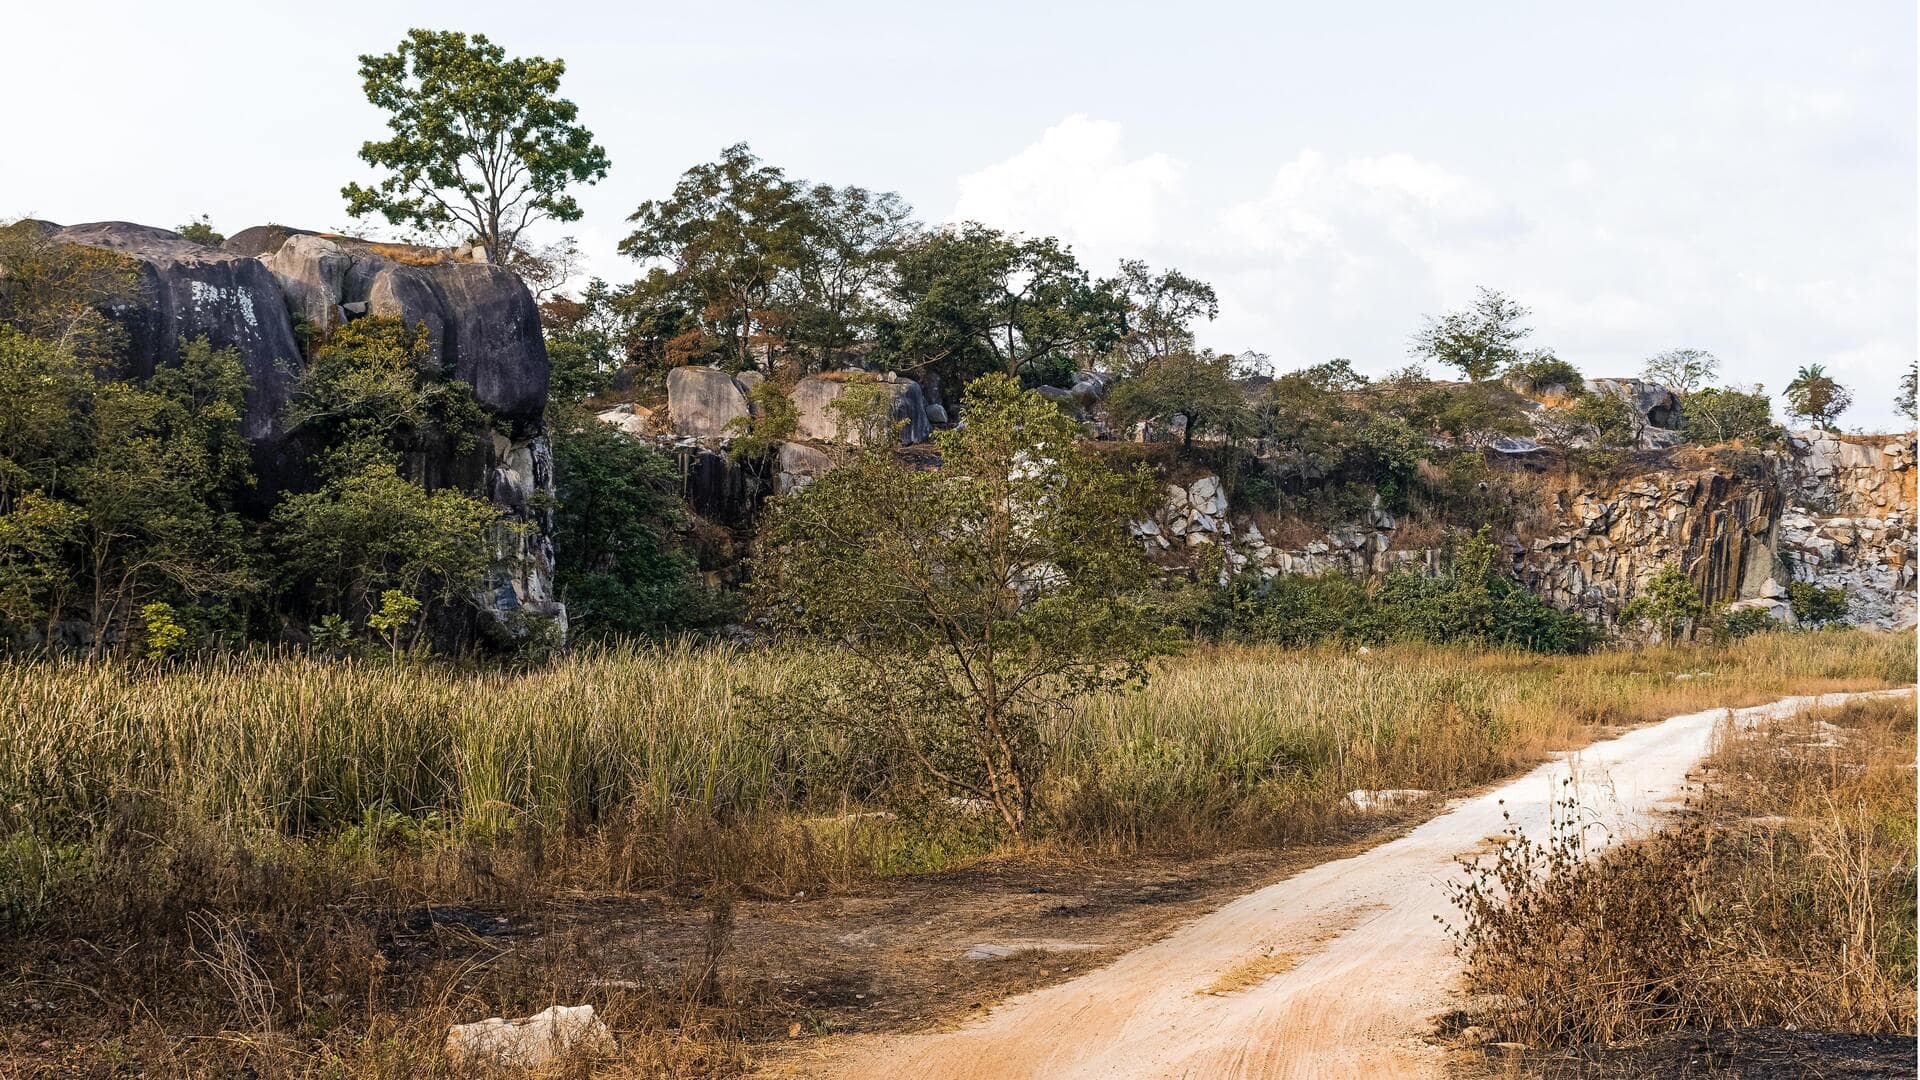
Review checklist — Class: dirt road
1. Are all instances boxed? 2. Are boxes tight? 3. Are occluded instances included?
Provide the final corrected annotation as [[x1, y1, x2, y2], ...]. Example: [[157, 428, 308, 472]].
[[802, 690, 1913, 1080]]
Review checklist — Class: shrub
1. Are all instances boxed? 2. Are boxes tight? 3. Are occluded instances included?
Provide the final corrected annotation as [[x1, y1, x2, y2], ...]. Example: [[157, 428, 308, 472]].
[[1620, 565, 1702, 643], [1787, 581, 1849, 626], [1504, 352, 1583, 394], [1714, 604, 1778, 641]]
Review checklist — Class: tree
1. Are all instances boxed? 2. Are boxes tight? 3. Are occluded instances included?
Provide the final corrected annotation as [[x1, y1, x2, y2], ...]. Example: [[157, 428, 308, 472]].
[[618, 144, 813, 373], [1683, 385, 1780, 446], [1620, 565, 1702, 643], [1896, 363, 1916, 425], [271, 445, 502, 635], [777, 183, 916, 370], [878, 224, 1126, 396], [0, 219, 143, 363], [285, 316, 488, 458], [1105, 349, 1252, 449], [1410, 287, 1533, 381], [1783, 364, 1852, 431], [1110, 259, 1219, 372], [1642, 348, 1719, 395], [549, 413, 725, 638], [753, 374, 1175, 835], [342, 29, 610, 263]]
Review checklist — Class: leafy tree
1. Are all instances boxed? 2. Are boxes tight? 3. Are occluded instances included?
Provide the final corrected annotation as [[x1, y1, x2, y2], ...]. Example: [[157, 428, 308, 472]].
[[1620, 565, 1702, 643], [366, 589, 423, 656], [1897, 363, 1917, 424], [878, 224, 1126, 396], [1642, 348, 1719, 395], [140, 601, 188, 658], [1110, 259, 1218, 372], [1106, 349, 1253, 449], [1504, 352, 1583, 394], [550, 415, 727, 638], [342, 29, 610, 262], [1683, 385, 1780, 446], [727, 380, 799, 463], [1410, 287, 1533, 381], [618, 143, 813, 373], [1786, 581, 1848, 627], [271, 445, 502, 634], [286, 316, 488, 457], [753, 374, 1174, 834], [174, 215, 224, 247], [540, 278, 650, 403], [1783, 364, 1852, 431], [778, 184, 916, 369], [1542, 392, 1638, 453]]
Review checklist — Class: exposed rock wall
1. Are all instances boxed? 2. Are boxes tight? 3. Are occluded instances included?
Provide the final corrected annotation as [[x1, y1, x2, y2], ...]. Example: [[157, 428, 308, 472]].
[[1776, 434, 1915, 629], [1143, 434, 1916, 631], [46, 220, 564, 640]]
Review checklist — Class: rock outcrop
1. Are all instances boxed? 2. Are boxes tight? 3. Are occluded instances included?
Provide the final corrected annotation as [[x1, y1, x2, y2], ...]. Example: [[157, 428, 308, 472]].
[[46, 221, 564, 641], [47, 222, 303, 448], [667, 366, 751, 438], [1141, 433, 1916, 631], [790, 372, 931, 446]]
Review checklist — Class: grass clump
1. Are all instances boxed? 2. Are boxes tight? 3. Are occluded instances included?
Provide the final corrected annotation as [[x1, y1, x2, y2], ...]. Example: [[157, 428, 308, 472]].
[[1447, 692, 1918, 1047]]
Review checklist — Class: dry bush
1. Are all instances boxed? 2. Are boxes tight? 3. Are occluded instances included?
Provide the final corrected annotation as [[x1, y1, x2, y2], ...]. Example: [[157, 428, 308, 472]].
[[1448, 695, 1918, 1046]]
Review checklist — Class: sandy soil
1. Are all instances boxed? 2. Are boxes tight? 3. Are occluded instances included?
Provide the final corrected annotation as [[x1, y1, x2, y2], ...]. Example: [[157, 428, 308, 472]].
[[780, 690, 1914, 1080]]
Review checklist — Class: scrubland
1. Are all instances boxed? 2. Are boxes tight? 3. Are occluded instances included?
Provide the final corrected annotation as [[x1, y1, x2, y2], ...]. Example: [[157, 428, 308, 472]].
[[0, 631, 1910, 1077]]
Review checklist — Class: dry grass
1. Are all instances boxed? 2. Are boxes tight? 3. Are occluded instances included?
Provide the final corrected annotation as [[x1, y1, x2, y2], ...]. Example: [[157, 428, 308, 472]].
[[1448, 692, 1918, 1048], [1203, 949, 1304, 995], [0, 631, 1908, 1076]]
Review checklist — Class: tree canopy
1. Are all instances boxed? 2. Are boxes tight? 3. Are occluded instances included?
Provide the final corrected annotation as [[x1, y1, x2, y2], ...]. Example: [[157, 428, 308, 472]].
[[342, 29, 610, 261]]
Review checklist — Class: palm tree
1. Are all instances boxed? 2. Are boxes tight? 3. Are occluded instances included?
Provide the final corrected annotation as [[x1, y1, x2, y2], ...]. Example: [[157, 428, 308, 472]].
[[1783, 364, 1851, 432]]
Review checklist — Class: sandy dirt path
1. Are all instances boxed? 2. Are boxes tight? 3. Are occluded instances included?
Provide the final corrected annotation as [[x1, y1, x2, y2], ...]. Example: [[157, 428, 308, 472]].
[[799, 689, 1913, 1080]]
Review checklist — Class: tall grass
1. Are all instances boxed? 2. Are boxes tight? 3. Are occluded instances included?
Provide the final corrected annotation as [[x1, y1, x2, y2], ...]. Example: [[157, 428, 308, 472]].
[[0, 630, 1909, 929]]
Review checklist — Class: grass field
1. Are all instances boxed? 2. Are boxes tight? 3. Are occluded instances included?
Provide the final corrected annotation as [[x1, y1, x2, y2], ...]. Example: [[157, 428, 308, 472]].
[[0, 631, 1910, 1076]]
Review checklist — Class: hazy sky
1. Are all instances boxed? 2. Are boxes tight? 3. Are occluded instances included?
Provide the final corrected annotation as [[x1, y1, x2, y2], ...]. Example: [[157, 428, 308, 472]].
[[7, 1, 1914, 427]]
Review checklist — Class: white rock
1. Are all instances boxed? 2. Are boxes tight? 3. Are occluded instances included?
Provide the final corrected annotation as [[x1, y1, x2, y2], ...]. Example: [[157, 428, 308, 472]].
[[445, 1004, 615, 1069]]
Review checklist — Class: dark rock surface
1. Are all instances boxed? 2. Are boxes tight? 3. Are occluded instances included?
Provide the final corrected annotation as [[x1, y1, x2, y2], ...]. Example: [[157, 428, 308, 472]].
[[48, 220, 562, 639], [51, 221, 304, 447]]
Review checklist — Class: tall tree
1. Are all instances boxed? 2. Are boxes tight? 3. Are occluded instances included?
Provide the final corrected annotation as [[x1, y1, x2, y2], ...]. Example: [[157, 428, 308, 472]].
[[1410, 287, 1532, 381], [1642, 348, 1719, 395], [618, 144, 813, 373], [879, 224, 1126, 397], [753, 374, 1173, 835], [1783, 364, 1852, 432], [777, 184, 917, 370], [342, 29, 610, 263], [1110, 259, 1218, 372]]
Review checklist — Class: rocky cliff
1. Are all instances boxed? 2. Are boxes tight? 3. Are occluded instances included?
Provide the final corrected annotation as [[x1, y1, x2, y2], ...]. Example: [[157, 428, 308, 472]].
[[41, 220, 564, 638], [1147, 436, 1914, 632]]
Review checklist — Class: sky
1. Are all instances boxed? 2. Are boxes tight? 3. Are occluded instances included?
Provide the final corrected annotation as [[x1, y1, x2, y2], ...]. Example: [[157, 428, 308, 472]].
[[6, 0, 1914, 428]]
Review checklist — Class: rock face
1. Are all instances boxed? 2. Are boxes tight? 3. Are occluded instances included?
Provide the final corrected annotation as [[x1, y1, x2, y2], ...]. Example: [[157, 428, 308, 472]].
[[791, 373, 931, 445], [1139, 434, 1916, 632], [667, 366, 751, 438], [48, 222, 303, 447], [775, 440, 835, 493], [48, 221, 563, 641], [1776, 433, 1917, 628], [1585, 378, 1686, 449]]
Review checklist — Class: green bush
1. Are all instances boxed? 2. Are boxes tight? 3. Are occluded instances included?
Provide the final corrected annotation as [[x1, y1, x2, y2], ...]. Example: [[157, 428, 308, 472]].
[[1714, 605, 1779, 641], [1191, 530, 1597, 654], [1505, 352, 1584, 394], [1787, 581, 1849, 627]]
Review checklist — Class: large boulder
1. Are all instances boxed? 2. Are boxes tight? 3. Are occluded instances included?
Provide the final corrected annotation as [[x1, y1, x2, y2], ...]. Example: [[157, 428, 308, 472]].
[[775, 440, 836, 493], [667, 366, 751, 438], [791, 372, 930, 445], [49, 222, 303, 447], [1587, 378, 1685, 446]]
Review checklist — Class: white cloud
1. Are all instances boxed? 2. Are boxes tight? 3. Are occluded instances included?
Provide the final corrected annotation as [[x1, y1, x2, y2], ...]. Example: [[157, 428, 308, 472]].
[[951, 114, 1185, 257]]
